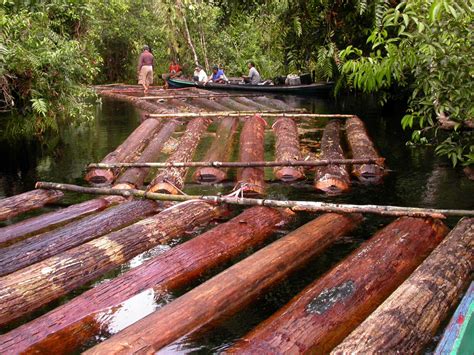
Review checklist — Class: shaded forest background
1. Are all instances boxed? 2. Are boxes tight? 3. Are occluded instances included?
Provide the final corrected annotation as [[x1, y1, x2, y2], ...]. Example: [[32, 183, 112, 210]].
[[0, 0, 472, 166]]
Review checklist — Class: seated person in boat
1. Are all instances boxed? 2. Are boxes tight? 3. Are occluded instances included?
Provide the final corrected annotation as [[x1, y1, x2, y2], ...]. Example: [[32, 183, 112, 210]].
[[193, 64, 207, 82], [162, 59, 182, 87], [242, 61, 261, 84], [206, 65, 228, 84]]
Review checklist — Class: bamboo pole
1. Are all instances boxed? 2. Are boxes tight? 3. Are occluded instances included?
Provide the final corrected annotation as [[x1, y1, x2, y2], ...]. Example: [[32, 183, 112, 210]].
[[138, 93, 264, 100], [332, 217, 474, 354], [147, 111, 322, 119], [84, 213, 362, 354], [232, 217, 448, 354], [35, 182, 474, 218], [0, 207, 293, 354]]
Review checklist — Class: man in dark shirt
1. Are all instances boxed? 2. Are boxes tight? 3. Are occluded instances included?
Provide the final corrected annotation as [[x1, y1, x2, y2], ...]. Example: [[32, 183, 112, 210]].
[[137, 45, 154, 93]]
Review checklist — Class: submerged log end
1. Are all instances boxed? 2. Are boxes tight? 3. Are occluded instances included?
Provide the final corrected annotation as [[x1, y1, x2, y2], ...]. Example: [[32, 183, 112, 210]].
[[194, 168, 227, 184], [315, 177, 350, 194], [352, 163, 385, 184], [85, 169, 115, 186], [242, 183, 266, 197], [274, 167, 304, 182], [148, 182, 181, 195]]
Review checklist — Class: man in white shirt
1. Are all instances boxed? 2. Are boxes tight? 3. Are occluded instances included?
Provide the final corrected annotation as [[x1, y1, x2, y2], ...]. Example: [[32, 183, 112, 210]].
[[242, 61, 261, 84], [193, 65, 207, 82]]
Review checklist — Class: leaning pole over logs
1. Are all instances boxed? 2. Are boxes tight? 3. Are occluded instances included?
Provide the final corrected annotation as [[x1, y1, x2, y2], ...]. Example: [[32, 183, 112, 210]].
[[194, 117, 238, 183], [332, 217, 473, 354], [232, 217, 448, 354], [0, 206, 293, 354], [272, 117, 304, 182], [85, 213, 362, 354], [345, 115, 385, 183], [314, 120, 351, 193], [0, 201, 225, 326], [238, 115, 266, 196]]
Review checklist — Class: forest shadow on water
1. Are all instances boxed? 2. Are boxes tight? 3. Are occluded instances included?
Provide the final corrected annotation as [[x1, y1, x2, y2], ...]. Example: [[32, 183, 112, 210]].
[[0, 93, 472, 353]]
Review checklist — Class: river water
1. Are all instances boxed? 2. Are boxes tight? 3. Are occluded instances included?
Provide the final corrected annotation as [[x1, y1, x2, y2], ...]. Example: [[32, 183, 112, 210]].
[[0, 94, 472, 353]]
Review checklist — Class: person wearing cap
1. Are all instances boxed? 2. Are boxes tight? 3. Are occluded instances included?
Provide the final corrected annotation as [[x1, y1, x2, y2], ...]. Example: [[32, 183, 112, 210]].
[[242, 61, 261, 85], [206, 65, 228, 84], [193, 65, 207, 82], [137, 45, 154, 93]]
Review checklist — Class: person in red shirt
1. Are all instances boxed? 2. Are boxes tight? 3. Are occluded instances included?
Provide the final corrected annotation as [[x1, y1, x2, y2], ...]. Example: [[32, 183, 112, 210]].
[[162, 59, 182, 88], [137, 45, 154, 93]]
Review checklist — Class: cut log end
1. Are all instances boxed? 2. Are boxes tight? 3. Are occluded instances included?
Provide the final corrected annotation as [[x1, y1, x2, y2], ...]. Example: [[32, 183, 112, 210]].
[[353, 164, 385, 183], [194, 168, 227, 184], [315, 177, 350, 194], [148, 182, 181, 195], [85, 169, 115, 186], [274, 167, 304, 182]]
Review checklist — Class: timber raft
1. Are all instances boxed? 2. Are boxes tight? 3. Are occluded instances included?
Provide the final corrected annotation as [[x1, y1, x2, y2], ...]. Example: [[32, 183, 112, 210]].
[[0, 85, 472, 354]]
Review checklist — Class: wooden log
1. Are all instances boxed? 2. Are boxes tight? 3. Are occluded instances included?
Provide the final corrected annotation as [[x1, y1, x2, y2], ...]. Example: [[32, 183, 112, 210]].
[[232, 217, 448, 354], [215, 97, 254, 111], [166, 98, 202, 113], [98, 90, 178, 113], [190, 97, 231, 111], [194, 117, 238, 183], [0, 200, 162, 276], [0, 201, 225, 326], [0, 206, 293, 354], [253, 96, 294, 111], [148, 117, 211, 194], [345, 115, 385, 183], [314, 120, 351, 193], [85, 213, 363, 354], [332, 217, 473, 354], [272, 117, 304, 182], [238, 115, 266, 196], [0, 189, 63, 222], [85, 118, 162, 185], [115, 120, 180, 188], [232, 96, 275, 111]]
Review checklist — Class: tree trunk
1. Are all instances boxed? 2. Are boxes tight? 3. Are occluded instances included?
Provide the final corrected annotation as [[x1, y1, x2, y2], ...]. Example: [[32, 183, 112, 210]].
[[99, 91, 180, 114], [85, 118, 162, 185], [215, 97, 254, 111], [0, 206, 293, 354], [314, 120, 350, 193], [253, 96, 293, 111], [0, 200, 162, 277], [332, 217, 473, 354], [115, 120, 180, 188], [190, 97, 231, 111], [0, 201, 224, 326], [272, 117, 304, 182], [233, 217, 448, 354], [148, 117, 211, 194], [238, 115, 266, 196], [176, 0, 199, 65], [84, 213, 362, 354], [345, 115, 385, 183], [194, 117, 238, 183], [166, 98, 202, 113], [0, 189, 63, 222], [232, 96, 274, 111]]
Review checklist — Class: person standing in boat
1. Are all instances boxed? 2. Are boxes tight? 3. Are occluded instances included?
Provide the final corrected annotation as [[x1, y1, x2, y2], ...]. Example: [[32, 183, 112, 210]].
[[206, 65, 228, 84], [242, 61, 261, 84], [137, 45, 154, 93]]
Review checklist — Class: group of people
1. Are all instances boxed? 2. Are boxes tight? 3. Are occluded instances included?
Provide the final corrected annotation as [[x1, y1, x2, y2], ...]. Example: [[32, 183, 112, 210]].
[[137, 45, 261, 91]]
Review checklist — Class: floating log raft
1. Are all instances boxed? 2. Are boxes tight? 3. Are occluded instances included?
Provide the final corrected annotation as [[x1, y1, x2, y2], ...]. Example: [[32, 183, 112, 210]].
[[98, 90, 180, 114], [215, 97, 255, 111], [232, 96, 275, 111], [165, 98, 202, 113], [0, 189, 63, 222], [238, 115, 266, 196], [194, 117, 238, 183], [233, 217, 448, 354], [253, 96, 293, 111], [190, 97, 230, 111], [115, 120, 180, 189], [345, 115, 385, 183], [0, 201, 224, 326], [272, 117, 304, 182], [85, 117, 162, 185], [0, 200, 161, 277], [85, 213, 362, 354], [0, 206, 293, 354], [314, 120, 351, 193], [148, 117, 211, 194], [332, 217, 473, 354]]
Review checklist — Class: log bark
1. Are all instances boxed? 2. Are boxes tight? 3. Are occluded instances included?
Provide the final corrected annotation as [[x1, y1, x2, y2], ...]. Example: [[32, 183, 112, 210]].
[[0, 189, 63, 222], [0, 200, 161, 277], [252, 96, 293, 111], [215, 97, 254, 111], [148, 117, 211, 194], [99, 91, 179, 114], [345, 115, 385, 183], [165, 98, 201, 113], [272, 117, 304, 182], [85, 118, 162, 185], [0, 206, 293, 354], [148, 113, 350, 119], [314, 120, 350, 193], [115, 120, 180, 188], [0, 201, 224, 326], [85, 213, 363, 354], [332, 217, 473, 354], [238, 115, 266, 196], [190, 97, 231, 111], [232, 96, 274, 111], [194, 117, 238, 183], [233, 217, 448, 354]]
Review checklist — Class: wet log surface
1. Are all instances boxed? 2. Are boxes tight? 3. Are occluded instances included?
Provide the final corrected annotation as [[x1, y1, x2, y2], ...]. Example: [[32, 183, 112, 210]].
[[0, 200, 161, 277], [85, 213, 362, 354], [314, 120, 350, 193], [345, 115, 385, 183], [253, 96, 293, 111], [232, 96, 274, 111], [272, 117, 304, 182], [115, 120, 180, 188], [332, 217, 473, 354], [238, 115, 266, 196], [166, 98, 201, 112], [98, 90, 180, 114], [234, 217, 448, 354], [194, 117, 238, 183], [0, 206, 292, 354], [215, 97, 253, 111], [0, 201, 224, 327], [190, 97, 230, 111], [148, 117, 211, 194], [0, 189, 63, 222], [85, 118, 162, 185]]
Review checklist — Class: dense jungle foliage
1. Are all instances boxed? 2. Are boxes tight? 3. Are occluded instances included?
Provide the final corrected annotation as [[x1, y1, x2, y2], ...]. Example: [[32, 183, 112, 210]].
[[0, 0, 472, 166]]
